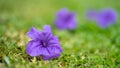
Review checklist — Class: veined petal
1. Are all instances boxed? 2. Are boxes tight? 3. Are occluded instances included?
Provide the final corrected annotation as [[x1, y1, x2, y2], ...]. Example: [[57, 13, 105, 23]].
[[48, 36, 62, 52], [41, 47, 50, 57], [43, 33, 53, 42], [48, 36, 61, 47], [26, 40, 42, 56], [42, 46, 62, 60], [26, 27, 41, 40], [48, 46, 62, 57]]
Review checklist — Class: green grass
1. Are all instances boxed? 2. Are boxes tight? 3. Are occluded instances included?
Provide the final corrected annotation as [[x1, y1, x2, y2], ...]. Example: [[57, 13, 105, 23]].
[[0, 0, 120, 68]]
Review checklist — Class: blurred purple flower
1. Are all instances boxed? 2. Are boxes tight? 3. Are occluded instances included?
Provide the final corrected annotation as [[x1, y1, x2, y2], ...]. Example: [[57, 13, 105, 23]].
[[96, 8, 117, 28], [86, 8, 117, 28], [26, 25, 62, 60], [54, 8, 77, 30]]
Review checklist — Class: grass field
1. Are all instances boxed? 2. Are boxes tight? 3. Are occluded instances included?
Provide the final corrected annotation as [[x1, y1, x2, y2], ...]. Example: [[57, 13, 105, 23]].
[[0, 0, 120, 68]]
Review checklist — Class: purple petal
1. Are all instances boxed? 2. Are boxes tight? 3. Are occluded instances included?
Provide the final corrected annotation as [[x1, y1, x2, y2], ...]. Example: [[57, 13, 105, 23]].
[[43, 33, 53, 42], [54, 19, 67, 30], [42, 46, 62, 60], [50, 46, 62, 54], [56, 8, 69, 19], [48, 36, 61, 46], [41, 48, 51, 57], [26, 27, 41, 40], [67, 19, 77, 30], [42, 56, 51, 60], [48, 46, 62, 57], [43, 25, 52, 33], [26, 40, 42, 56]]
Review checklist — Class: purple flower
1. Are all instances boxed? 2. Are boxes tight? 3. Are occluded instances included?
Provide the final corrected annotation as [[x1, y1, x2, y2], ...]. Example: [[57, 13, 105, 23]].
[[96, 8, 117, 28], [86, 8, 117, 28], [26, 25, 62, 60], [54, 8, 77, 30]]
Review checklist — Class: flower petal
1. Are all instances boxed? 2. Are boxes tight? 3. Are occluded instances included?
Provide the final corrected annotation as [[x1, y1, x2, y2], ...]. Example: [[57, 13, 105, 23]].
[[43, 33, 53, 42], [48, 46, 62, 57], [42, 46, 62, 60], [41, 47, 51, 57], [54, 19, 67, 30], [56, 8, 69, 19], [48, 36, 61, 47], [67, 19, 77, 30], [26, 40, 42, 56], [41, 36, 62, 60], [26, 27, 41, 40], [43, 25, 52, 33], [48, 36, 62, 52], [42, 56, 51, 60]]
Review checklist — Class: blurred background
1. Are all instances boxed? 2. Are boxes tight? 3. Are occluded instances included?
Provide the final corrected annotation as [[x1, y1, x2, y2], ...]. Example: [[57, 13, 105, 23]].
[[0, 0, 119, 29], [0, 0, 120, 67]]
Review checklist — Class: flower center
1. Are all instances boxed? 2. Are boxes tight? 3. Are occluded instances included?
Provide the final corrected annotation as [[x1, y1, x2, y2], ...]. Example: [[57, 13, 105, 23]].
[[63, 14, 72, 22], [41, 41, 47, 47], [104, 13, 112, 21]]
